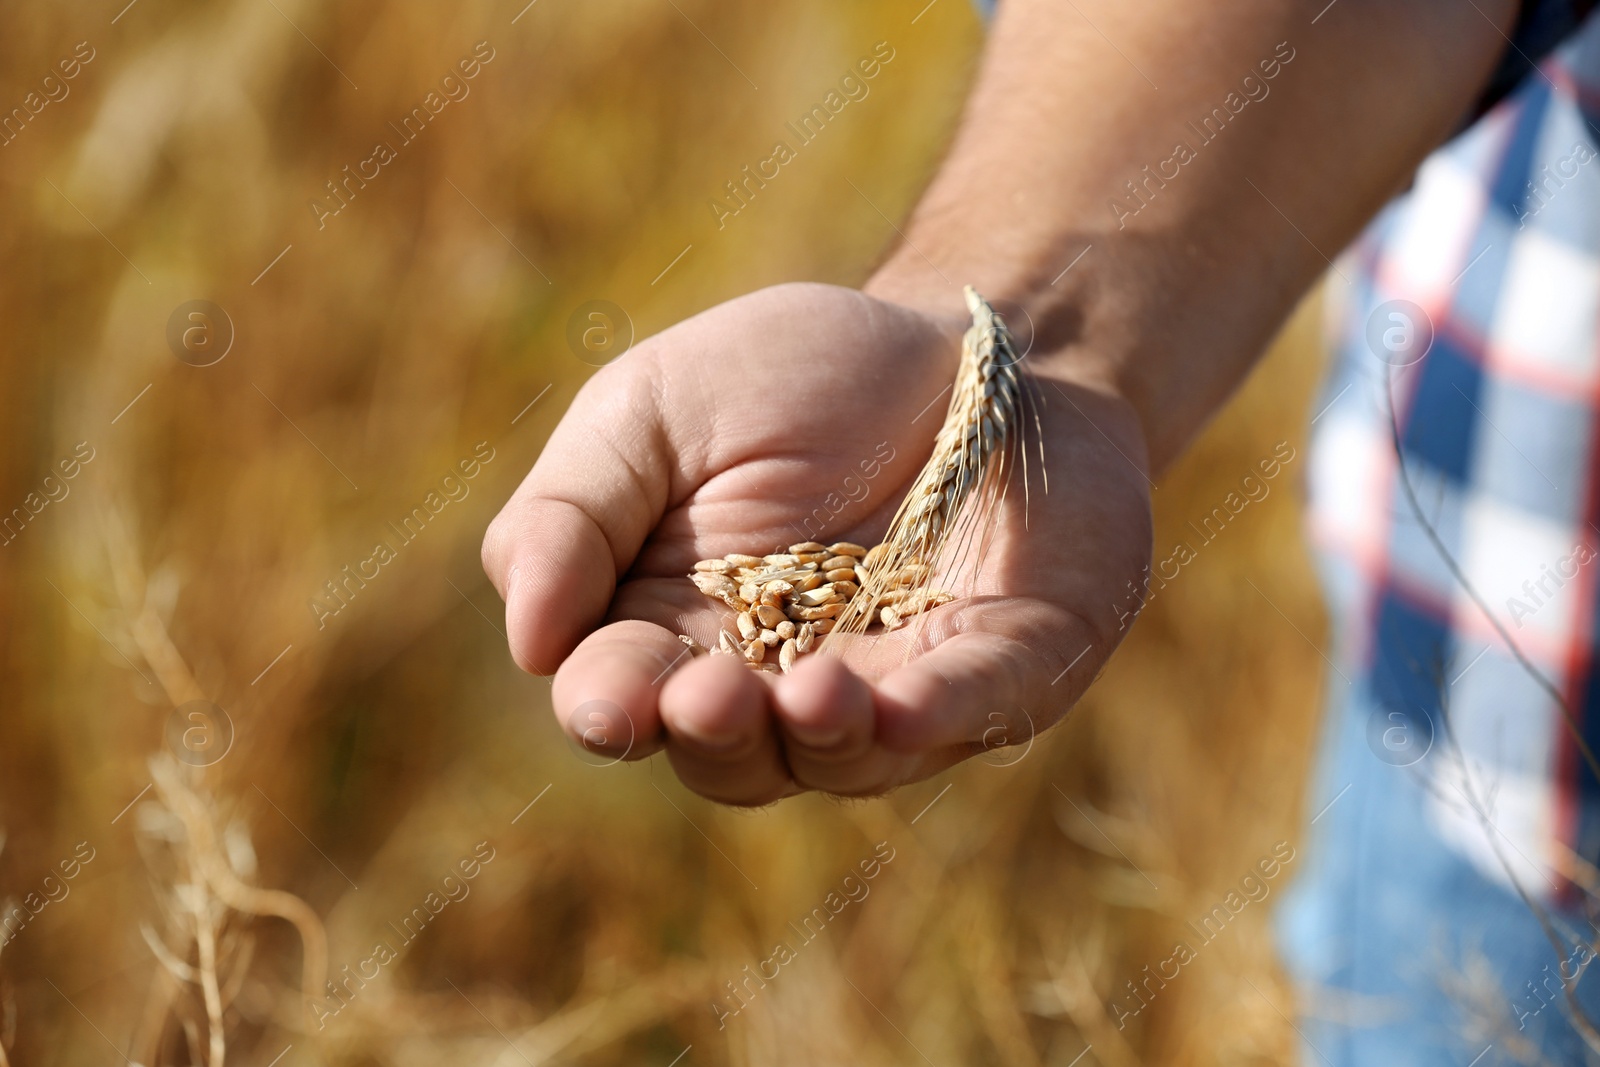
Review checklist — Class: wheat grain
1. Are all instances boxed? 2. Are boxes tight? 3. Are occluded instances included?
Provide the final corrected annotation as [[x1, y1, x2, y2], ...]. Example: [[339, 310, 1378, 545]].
[[794, 585, 840, 608], [692, 572, 736, 598], [789, 604, 844, 622], [736, 611, 759, 642]]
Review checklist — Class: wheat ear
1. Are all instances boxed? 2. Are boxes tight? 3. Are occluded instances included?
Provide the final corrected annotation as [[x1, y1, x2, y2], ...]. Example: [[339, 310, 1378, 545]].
[[827, 285, 1041, 643]]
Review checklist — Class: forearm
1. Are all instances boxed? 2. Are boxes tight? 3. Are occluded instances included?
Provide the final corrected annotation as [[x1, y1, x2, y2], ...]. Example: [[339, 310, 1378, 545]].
[[865, 0, 1515, 470]]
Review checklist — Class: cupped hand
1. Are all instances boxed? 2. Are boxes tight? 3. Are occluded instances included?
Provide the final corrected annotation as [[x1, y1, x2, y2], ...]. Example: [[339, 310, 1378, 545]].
[[482, 282, 1151, 804]]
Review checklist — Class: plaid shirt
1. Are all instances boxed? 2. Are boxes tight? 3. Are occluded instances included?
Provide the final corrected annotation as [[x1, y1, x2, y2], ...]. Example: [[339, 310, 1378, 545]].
[[1312, 5, 1600, 896]]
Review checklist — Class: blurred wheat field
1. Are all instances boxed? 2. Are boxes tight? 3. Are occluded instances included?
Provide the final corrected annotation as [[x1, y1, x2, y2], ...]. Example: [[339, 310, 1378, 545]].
[[0, 1, 1330, 1064]]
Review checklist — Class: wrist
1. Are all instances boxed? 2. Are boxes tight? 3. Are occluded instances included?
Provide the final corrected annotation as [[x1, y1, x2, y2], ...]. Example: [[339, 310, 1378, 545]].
[[863, 235, 1166, 440], [864, 214, 1289, 474]]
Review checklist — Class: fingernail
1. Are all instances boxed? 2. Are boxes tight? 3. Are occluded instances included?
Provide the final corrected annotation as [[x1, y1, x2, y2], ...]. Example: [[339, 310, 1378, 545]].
[[674, 717, 751, 755], [788, 721, 845, 748]]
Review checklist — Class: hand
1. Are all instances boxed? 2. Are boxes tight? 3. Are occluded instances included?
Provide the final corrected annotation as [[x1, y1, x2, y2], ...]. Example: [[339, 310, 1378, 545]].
[[481, 282, 1152, 804]]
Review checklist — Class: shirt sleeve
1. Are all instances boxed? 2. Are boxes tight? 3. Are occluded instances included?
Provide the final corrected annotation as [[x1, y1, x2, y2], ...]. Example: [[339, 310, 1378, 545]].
[[1475, 0, 1598, 113]]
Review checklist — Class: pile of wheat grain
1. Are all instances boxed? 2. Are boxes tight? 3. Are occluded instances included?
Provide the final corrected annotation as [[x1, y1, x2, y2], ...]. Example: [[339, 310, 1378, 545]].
[[684, 541, 953, 672]]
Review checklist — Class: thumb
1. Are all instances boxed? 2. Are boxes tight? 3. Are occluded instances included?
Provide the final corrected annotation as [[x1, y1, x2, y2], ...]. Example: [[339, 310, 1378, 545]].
[[482, 365, 675, 674]]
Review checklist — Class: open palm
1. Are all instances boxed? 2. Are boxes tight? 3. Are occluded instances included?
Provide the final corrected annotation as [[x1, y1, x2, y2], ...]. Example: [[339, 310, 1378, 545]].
[[482, 282, 1152, 804]]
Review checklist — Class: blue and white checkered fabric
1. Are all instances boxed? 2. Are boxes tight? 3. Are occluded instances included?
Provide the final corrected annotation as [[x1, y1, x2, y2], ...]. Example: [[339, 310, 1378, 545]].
[[1310, 11, 1600, 895]]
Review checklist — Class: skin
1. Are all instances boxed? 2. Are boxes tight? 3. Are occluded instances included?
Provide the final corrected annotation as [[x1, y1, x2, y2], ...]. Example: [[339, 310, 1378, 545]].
[[483, 0, 1517, 805]]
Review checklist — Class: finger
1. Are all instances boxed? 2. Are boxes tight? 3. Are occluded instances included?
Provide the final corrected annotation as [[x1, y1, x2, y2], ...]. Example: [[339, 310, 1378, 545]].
[[550, 620, 681, 762], [482, 368, 677, 674], [872, 624, 1095, 754], [658, 655, 796, 806], [771, 654, 911, 795]]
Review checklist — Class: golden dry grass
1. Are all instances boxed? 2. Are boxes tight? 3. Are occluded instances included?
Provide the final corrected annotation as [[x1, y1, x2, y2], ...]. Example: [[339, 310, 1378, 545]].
[[0, 1, 1329, 1063]]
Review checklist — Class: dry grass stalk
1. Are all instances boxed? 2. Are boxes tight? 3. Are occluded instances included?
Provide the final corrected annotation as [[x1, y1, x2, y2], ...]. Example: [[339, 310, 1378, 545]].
[[138, 762, 243, 1067], [84, 501, 328, 1059], [139, 758, 327, 1065], [146, 759, 328, 1015]]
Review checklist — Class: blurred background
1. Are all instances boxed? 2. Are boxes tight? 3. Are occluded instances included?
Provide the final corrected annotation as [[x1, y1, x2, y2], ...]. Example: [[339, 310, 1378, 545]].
[[0, 1, 1329, 1063]]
